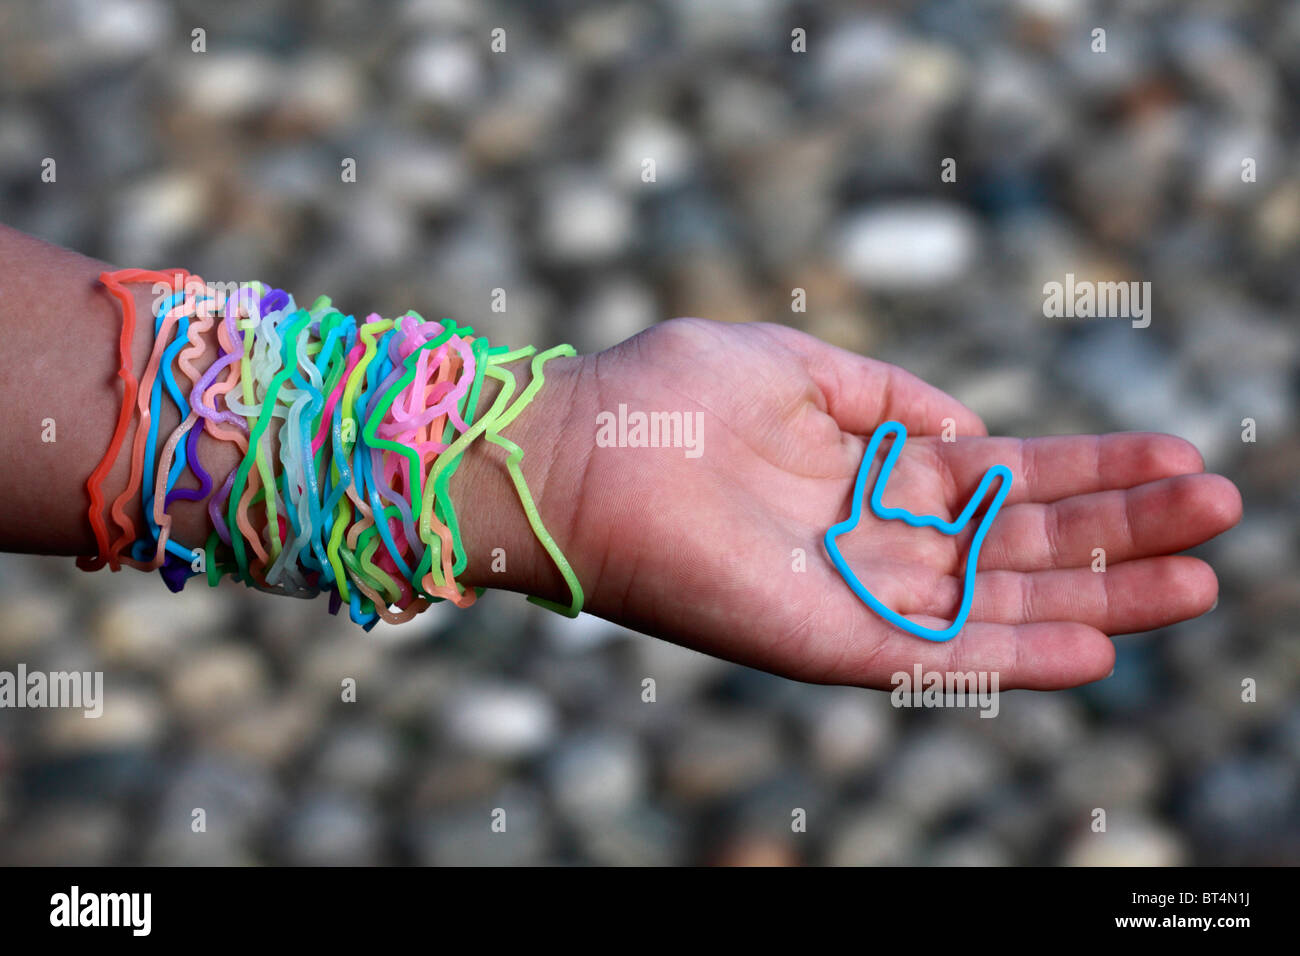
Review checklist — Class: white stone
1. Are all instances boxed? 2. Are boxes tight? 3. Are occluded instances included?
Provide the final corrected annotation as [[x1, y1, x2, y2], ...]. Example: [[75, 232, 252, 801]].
[[442, 682, 557, 758], [837, 202, 978, 289]]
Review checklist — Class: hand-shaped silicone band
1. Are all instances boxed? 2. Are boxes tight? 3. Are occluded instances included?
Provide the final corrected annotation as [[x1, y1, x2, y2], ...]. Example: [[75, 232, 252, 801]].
[[824, 420, 1012, 642]]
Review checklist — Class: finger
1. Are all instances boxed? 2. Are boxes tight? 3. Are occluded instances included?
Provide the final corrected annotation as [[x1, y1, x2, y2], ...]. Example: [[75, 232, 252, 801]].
[[937, 432, 1205, 508], [830, 617, 1115, 690], [760, 324, 987, 437], [978, 473, 1242, 572], [906, 556, 1218, 633]]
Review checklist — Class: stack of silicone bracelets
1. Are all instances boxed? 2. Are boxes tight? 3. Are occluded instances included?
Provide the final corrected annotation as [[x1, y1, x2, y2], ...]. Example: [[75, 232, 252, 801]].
[[78, 269, 584, 631]]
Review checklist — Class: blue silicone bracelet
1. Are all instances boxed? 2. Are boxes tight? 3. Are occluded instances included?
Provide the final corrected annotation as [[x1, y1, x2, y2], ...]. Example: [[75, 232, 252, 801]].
[[824, 420, 1012, 642]]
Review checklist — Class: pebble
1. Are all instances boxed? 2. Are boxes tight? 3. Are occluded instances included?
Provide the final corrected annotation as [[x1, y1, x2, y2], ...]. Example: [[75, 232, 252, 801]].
[[283, 793, 382, 866], [663, 712, 782, 802], [94, 588, 222, 669], [299, 633, 387, 702], [177, 52, 282, 119], [4, 805, 126, 866], [310, 721, 403, 794], [799, 688, 894, 775], [401, 37, 485, 109], [881, 730, 1002, 822], [978, 691, 1085, 764], [409, 784, 550, 865], [535, 172, 635, 264], [1050, 733, 1164, 813], [212, 693, 321, 768], [109, 173, 210, 266], [1185, 756, 1298, 845], [1061, 813, 1188, 866], [826, 805, 921, 866], [41, 688, 163, 754], [836, 203, 979, 290], [607, 116, 695, 189], [544, 730, 647, 818], [928, 832, 1012, 867], [440, 682, 558, 758], [0, 594, 69, 657], [142, 756, 280, 864], [571, 804, 685, 866], [166, 643, 269, 724], [372, 138, 468, 212], [276, 55, 365, 131]]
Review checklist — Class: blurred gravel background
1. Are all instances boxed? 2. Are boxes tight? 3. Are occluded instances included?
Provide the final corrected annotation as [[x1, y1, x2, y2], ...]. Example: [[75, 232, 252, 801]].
[[0, 0, 1297, 865]]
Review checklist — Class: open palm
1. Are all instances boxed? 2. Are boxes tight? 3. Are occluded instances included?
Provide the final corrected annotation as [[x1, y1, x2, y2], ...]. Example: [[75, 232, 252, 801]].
[[556, 318, 1242, 690]]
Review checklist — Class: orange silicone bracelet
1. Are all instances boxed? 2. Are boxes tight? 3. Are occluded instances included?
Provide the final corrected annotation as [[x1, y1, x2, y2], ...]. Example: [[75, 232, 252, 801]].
[[78, 268, 190, 572]]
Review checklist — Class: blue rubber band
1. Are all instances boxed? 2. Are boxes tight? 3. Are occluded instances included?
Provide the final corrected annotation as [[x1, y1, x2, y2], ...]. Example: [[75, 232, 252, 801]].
[[824, 420, 1013, 642], [156, 292, 212, 563], [133, 288, 209, 565]]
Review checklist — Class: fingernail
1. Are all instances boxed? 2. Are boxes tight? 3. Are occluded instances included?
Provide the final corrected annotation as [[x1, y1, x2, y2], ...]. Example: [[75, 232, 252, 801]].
[[1209, 597, 1219, 613], [1104, 667, 1115, 679]]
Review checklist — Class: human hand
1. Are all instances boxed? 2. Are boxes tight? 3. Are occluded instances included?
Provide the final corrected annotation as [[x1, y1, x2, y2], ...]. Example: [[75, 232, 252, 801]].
[[464, 318, 1242, 690]]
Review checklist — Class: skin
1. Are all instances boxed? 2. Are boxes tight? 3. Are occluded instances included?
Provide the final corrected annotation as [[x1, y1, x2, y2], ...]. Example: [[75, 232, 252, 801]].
[[0, 225, 1244, 690]]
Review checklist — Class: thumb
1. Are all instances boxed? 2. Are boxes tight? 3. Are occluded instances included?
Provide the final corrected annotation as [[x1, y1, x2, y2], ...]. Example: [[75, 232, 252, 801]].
[[758, 324, 987, 437]]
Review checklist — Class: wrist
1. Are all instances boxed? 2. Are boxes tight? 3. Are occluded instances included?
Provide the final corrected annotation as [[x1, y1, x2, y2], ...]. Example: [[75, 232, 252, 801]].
[[455, 352, 593, 606]]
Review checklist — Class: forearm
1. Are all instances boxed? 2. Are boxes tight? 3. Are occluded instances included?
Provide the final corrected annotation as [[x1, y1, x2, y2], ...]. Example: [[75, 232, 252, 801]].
[[0, 224, 228, 553], [0, 223, 586, 611]]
